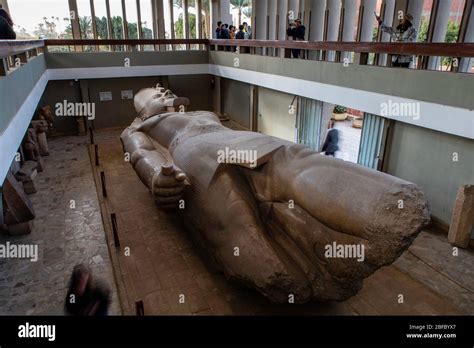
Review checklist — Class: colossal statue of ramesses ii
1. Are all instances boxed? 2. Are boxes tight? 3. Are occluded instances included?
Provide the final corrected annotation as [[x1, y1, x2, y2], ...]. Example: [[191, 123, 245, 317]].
[[121, 85, 430, 303]]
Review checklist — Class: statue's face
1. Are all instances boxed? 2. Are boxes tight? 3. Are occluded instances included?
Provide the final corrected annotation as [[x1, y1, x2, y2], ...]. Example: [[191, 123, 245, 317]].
[[39, 120, 48, 132], [39, 106, 54, 124], [148, 98, 167, 115]]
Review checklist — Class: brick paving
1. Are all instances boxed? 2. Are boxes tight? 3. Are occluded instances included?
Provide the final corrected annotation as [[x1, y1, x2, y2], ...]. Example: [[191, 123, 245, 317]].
[[334, 119, 362, 163]]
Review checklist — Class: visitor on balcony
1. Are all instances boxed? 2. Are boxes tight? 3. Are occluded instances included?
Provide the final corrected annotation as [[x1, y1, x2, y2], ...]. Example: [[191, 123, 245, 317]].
[[242, 22, 252, 39], [236, 25, 245, 40], [229, 25, 236, 40], [375, 13, 417, 68], [221, 24, 230, 39], [0, 9, 15, 40], [287, 18, 305, 58], [215, 21, 222, 39]]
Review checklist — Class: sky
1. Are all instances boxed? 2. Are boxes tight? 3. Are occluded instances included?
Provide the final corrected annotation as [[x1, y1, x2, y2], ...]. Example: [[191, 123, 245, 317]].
[[7, 0, 247, 37], [8, 0, 195, 35]]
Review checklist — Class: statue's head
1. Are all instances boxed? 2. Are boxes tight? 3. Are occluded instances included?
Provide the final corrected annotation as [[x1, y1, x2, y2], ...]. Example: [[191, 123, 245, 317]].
[[38, 105, 54, 125], [135, 84, 190, 120]]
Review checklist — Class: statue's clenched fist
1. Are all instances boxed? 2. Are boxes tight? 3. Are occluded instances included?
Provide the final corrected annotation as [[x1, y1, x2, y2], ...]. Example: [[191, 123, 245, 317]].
[[152, 164, 187, 209]]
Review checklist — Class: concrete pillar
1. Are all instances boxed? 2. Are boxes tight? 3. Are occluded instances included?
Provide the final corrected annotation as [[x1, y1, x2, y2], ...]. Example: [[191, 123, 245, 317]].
[[220, 0, 232, 25], [428, 0, 453, 70], [341, 0, 358, 61], [255, 0, 268, 39], [68, 0, 81, 39], [299, 0, 306, 20], [288, 0, 300, 20], [326, 0, 342, 61], [213, 76, 222, 115], [196, 0, 203, 39], [105, 0, 114, 40], [308, 0, 326, 60], [302, 0, 311, 33], [309, 0, 326, 41], [359, 0, 377, 42], [268, 0, 278, 40], [407, 0, 424, 33], [183, 0, 189, 40], [341, 0, 357, 41], [277, 0, 289, 40], [68, 0, 83, 51], [460, 3, 474, 72], [378, 0, 396, 65], [211, 0, 219, 38], [151, 0, 166, 50], [153, 0, 166, 39], [121, 0, 129, 40]]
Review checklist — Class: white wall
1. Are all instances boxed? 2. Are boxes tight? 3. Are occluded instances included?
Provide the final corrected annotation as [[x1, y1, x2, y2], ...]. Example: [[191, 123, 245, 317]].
[[258, 87, 297, 142]]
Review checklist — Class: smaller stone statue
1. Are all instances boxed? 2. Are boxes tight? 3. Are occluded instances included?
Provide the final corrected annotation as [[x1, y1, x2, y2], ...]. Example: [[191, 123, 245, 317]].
[[22, 128, 44, 173], [31, 120, 49, 156]]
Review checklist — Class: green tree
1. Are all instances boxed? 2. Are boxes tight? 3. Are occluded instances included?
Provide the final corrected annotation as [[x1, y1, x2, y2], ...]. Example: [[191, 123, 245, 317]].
[[95, 16, 109, 39], [230, 0, 250, 25], [445, 20, 459, 43], [242, 7, 252, 21], [172, 0, 210, 38], [15, 26, 34, 39], [33, 16, 62, 38], [418, 18, 459, 43], [418, 17, 429, 42], [175, 13, 197, 38]]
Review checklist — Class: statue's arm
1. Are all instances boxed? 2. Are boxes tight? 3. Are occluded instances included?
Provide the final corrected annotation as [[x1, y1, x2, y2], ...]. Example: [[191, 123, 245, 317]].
[[121, 127, 187, 209]]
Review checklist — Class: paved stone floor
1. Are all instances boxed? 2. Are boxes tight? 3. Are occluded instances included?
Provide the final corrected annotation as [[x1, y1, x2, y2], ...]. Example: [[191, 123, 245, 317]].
[[0, 136, 121, 315], [92, 128, 471, 316], [334, 119, 362, 163]]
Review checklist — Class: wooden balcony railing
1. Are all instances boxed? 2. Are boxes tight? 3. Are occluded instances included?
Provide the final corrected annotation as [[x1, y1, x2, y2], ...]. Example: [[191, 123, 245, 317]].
[[209, 39, 474, 72], [209, 39, 474, 57], [0, 40, 44, 76], [44, 38, 209, 53], [1, 38, 473, 76]]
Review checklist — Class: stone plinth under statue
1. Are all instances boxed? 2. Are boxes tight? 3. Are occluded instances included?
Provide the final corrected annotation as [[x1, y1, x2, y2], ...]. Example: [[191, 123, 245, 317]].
[[121, 85, 430, 303]]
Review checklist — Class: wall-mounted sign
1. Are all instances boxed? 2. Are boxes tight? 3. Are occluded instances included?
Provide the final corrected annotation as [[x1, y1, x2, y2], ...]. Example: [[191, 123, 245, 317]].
[[121, 90, 134, 100], [99, 91, 112, 101]]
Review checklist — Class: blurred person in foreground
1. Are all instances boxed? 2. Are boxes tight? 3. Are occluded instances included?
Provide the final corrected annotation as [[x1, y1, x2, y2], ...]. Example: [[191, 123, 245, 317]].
[[65, 264, 111, 316], [0, 9, 15, 39]]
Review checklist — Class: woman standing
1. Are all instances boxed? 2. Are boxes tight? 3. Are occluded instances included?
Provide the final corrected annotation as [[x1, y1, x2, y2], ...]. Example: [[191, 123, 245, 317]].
[[375, 13, 416, 68]]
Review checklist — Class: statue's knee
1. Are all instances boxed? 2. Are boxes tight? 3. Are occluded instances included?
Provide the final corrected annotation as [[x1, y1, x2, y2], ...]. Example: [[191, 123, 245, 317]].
[[131, 149, 148, 165]]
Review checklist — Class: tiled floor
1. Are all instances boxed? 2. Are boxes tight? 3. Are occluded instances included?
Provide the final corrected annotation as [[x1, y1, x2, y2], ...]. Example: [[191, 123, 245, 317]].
[[0, 136, 121, 315], [334, 119, 362, 163]]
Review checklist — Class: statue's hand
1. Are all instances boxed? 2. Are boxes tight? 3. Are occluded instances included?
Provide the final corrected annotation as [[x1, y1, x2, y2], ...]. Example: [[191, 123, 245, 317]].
[[151, 164, 187, 209]]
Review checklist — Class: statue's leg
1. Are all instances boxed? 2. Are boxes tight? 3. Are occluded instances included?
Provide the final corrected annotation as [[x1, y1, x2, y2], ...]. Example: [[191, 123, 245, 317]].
[[182, 165, 313, 303], [244, 144, 430, 264]]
